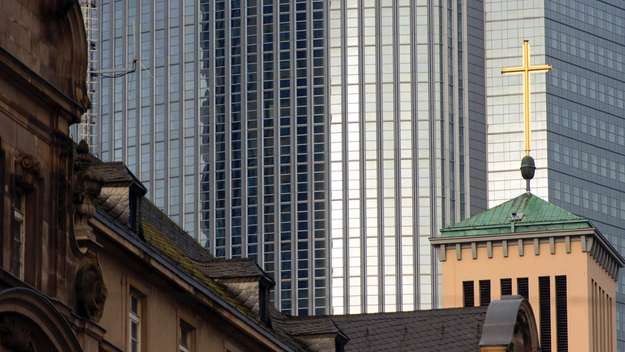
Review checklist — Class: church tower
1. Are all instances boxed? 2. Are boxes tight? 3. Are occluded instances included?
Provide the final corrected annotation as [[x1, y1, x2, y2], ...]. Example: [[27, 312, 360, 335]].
[[432, 188, 624, 351]]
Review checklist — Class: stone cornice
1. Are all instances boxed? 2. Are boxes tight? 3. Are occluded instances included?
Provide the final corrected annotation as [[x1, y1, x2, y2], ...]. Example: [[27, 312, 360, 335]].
[[431, 228, 624, 280]]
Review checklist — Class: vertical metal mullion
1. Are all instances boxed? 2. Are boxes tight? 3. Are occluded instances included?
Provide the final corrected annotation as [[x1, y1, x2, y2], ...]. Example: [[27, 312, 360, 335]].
[[452, 0, 461, 222], [392, 0, 402, 311], [427, 0, 438, 309], [224, 0, 232, 258], [358, 0, 367, 314], [241, 0, 249, 258], [163, 0, 171, 213], [461, 0, 471, 216], [290, 0, 298, 315], [273, 0, 282, 310], [306, 0, 316, 315], [410, 0, 421, 310], [375, 0, 384, 312], [323, 0, 332, 315], [340, 0, 350, 314], [208, 0, 217, 255], [257, 0, 265, 268], [122, 0, 129, 164]]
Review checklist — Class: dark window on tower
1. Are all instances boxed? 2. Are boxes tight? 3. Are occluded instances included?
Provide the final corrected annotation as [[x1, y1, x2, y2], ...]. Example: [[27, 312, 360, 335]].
[[501, 278, 512, 296], [539, 276, 552, 352], [555, 275, 568, 352], [517, 277, 529, 299], [463, 281, 474, 307], [479, 280, 491, 307]]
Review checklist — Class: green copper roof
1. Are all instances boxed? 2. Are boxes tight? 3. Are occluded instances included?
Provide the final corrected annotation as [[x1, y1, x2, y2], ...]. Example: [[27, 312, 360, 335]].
[[440, 192, 593, 238]]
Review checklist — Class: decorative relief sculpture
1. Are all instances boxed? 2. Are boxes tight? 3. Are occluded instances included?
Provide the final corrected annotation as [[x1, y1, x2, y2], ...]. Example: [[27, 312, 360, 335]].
[[75, 260, 107, 322], [72, 140, 103, 253]]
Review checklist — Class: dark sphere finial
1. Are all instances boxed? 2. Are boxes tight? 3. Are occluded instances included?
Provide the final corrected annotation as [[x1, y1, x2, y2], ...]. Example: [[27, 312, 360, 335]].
[[520, 155, 535, 193], [520, 155, 536, 180]]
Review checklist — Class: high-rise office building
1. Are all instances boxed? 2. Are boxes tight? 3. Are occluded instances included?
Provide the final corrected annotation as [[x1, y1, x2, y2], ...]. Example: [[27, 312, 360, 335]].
[[327, 0, 487, 314], [485, 0, 625, 347], [81, 0, 205, 240], [202, 0, 328, 316], [73, 0, 98, 145], [83, 0, 328, 316]]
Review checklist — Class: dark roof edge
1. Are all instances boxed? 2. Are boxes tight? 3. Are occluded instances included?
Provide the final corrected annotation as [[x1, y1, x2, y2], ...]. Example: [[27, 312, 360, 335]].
[[440, 218, 591, 234], [593, 227, 625, 267], [431, 227, 625, 268], [94, 210, 301, 352], [430, 228, 595, 244]]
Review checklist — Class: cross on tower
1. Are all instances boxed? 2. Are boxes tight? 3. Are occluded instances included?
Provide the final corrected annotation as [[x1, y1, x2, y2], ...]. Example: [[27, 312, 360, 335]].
[[501, 40, 552, 156]]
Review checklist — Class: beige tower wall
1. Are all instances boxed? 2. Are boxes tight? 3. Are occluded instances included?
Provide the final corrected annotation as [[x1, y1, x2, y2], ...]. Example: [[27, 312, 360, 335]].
[[440, 236, 616, 352]]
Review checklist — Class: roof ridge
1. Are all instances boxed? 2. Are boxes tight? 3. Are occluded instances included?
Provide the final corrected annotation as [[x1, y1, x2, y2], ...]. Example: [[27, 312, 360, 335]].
[[441, 192, 592, 238]]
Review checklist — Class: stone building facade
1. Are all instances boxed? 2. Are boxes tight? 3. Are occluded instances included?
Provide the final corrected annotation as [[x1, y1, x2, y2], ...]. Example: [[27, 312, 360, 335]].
[[0, 1, 338, 351], [0, 2, 541, 352]]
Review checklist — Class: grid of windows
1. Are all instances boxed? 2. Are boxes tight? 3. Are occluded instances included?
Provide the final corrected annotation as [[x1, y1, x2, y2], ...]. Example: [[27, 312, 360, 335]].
[[328, 0, 486, 314], [485, 1, 625, 346], [204, 0, 327, 316], [91, 0, 202, 242]]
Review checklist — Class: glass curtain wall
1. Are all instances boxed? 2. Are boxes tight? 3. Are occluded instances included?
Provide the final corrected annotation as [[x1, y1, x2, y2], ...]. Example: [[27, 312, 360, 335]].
[[328, 0, 486, 315], [202, 0, 328, 316], [91, 0, 202, 239], [485, 0, 625, 349]]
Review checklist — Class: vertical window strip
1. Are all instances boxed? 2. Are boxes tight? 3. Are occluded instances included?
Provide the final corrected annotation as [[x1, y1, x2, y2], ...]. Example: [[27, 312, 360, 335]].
[[555, 275, 568, 352], [500, 278, 512, 296], [517, 277, 529, 300], [479, 280, 490, 307], [462, 280, 474, 307], [539, 276, 552, 352]]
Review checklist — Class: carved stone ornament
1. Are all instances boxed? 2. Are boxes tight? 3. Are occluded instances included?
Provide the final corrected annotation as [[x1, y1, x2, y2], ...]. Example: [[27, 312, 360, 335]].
[[0, 315, 34, 352], [75, 259, 107, 322], [14, 153, 41, 191], [72, 140, 103, 253]]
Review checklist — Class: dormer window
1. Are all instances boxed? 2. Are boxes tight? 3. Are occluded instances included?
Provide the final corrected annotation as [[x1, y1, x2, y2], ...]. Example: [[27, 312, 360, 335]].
[[11, 189, 26, 279]]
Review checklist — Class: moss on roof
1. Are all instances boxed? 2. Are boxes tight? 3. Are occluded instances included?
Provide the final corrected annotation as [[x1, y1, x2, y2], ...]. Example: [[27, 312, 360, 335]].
[[141, 222, 256, 318], [440, 192, 593, 238]]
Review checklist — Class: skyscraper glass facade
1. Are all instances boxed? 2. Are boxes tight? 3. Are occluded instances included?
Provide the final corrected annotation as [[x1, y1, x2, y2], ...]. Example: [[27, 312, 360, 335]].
[[327, 0, 487, 314], [85, 0, 203, 238], [485, 0, 625, 348], [82, 0, 327, 316], [201, 0, 328, 316]]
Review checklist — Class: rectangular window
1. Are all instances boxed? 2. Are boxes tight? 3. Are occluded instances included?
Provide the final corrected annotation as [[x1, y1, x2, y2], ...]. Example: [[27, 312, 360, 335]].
[[179, 320, 194, 352], [479, 280, 491, 307], [501, 278, 512, 296], [11, 190, 25, 279], [539, 276, 551, 352], [463, 281, 474, 307], [129, 289, 143, 352], [517, 277, 529, 299], [555, 276, 568, 352]]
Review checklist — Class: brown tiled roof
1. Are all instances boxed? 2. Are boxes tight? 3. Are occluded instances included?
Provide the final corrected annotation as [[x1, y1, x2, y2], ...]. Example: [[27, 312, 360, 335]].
[[328, 307, 487, 352]]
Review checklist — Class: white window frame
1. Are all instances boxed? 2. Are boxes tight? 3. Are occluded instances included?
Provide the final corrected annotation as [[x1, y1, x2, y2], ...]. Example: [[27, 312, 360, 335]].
[[12, 191, 25, 279], [128, 291, 142, 352], [178, 320, 193, 352]]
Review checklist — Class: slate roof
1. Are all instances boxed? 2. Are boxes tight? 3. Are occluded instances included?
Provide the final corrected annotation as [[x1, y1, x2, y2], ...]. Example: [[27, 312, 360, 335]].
[[89, 162, 145, 190], [328, 307, 487, 352], [275, 315, 344, 337], [440, 192, 592, 238], [141, 200, 213, 262], [196, 258, 267, 280]]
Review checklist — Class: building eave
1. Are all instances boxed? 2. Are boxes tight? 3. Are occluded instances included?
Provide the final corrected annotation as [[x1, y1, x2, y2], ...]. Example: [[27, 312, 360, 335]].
[[91, 211, 303, 352]]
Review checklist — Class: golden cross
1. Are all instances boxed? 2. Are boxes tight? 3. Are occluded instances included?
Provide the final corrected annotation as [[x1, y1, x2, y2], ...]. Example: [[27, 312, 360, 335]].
[[501, 40, 551, 156]]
